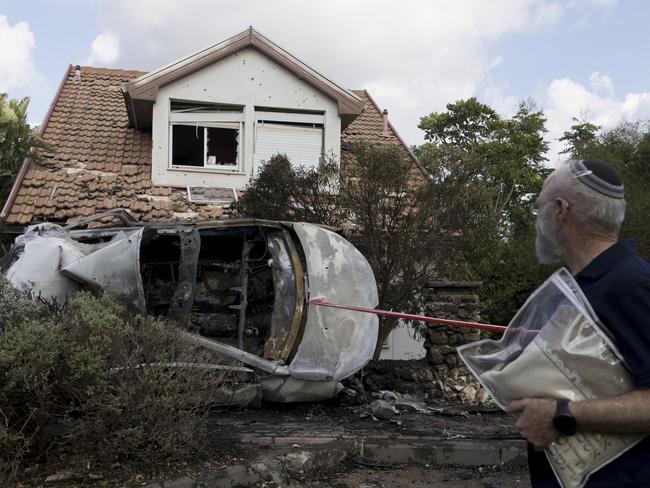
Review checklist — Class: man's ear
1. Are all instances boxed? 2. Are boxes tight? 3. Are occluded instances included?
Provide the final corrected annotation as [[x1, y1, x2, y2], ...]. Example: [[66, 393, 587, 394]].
[[554, 197, 570, 222]]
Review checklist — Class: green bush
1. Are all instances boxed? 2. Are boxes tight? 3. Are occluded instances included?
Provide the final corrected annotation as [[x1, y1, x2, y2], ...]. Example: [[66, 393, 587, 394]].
[[0, 276, 233, 483]]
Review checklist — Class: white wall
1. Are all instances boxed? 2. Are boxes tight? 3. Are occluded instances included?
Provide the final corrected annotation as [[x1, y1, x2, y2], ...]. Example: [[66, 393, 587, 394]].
[[151, 48, 341, 189], [380, 322, 427, 360]]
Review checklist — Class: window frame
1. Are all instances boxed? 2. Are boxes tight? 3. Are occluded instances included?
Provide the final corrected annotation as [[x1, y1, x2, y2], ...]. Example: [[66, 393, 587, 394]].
[[168, 106, 245, 173], [253, 118, 325, 173]]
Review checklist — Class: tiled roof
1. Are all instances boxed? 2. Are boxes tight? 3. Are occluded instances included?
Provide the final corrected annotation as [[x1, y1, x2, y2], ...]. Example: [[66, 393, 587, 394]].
[[3, 67, 426, 226], [343, 90, 426, 186]]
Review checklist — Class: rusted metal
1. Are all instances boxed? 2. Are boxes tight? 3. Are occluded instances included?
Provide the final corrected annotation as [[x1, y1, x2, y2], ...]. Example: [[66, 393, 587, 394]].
[[168, 227, 200, 328], [262, 231, 300, 361], [235, 239, 253, 349]]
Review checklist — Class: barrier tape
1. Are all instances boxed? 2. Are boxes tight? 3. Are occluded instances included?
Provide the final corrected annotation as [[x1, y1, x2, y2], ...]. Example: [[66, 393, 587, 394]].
[[308, 298, 508, 334]]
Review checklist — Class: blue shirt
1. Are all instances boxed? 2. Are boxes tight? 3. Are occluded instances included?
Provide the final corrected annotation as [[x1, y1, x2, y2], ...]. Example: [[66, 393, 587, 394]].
[[529, 240, 650, 488]]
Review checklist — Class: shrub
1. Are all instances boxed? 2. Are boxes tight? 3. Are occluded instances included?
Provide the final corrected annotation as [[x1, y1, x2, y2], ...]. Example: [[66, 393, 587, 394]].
[[0, 276, 234, 483]]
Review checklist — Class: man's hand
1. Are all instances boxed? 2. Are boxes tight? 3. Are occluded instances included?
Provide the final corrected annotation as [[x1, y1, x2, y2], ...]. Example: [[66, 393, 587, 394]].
[[509, 398, 560, 449]]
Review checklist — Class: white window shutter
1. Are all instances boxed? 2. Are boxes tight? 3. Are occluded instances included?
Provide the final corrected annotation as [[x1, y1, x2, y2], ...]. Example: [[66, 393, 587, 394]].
[[255, 123, 323, 171]]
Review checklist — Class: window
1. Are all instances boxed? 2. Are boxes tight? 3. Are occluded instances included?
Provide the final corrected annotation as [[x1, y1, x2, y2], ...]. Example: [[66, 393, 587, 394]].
[[169, 101, 243, 171], [171, 124, 239, 167], [253, 110, 325, 171], [255, 122, 323, 170]]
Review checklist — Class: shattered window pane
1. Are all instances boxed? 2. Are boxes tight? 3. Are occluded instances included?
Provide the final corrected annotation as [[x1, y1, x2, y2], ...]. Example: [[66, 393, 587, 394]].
[[172, 124, 204, 167], [206, 127, 238, 166]]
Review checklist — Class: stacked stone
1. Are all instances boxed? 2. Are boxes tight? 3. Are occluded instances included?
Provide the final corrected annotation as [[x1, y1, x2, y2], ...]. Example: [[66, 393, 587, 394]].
[[423, 281, 491, 405]]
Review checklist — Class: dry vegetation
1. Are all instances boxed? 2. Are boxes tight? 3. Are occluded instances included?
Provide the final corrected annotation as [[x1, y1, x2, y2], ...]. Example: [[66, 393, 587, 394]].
[[0, 276, 236, 485]]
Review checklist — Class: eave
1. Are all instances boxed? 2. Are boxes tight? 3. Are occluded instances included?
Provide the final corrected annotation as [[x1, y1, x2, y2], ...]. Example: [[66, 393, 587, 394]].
[[123, 27, 365, 130]]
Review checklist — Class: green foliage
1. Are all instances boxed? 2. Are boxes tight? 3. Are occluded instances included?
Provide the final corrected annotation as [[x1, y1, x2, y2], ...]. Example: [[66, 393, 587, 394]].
[[419, 98, 548, 225], [0, 277, 231, 483], [239, 145, 466, 357], [558, 117, 600, 158], [237, 153, 346, 226], [418, 98, 551, 323], [418, 97, 501, 148], [0, 94, 50, 209]]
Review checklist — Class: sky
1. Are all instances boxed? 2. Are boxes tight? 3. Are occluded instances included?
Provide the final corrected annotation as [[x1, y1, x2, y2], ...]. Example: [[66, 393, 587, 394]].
[[1, 0, 649, 166]]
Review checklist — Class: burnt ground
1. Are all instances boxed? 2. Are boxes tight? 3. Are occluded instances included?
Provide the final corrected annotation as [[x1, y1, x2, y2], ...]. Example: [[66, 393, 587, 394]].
[[18, 402, 529, 487], [200, 401, 529, 487], [206, 400, 521, 443]]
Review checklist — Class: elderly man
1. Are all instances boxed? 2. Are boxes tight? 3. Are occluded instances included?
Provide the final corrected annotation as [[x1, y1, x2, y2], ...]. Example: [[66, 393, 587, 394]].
[[509, 159, 650, 487]]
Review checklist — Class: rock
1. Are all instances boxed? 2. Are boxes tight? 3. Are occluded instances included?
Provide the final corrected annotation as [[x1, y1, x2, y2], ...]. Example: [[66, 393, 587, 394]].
[[428, 331, 448, 345], [459, 385, 478, 404], [464, 331, 481, 342], [420, 368, 434, 383], [282, 451, 312, 475], [445, 354, 458, 368], [476, 388, 490, 404], [435, 364, 449, 375], [45, 471, 77, 483], [163, 475, 194, 488], [427, 349, 444, 364]]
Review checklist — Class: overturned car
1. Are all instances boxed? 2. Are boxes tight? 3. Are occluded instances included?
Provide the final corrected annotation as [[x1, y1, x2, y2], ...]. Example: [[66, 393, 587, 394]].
[[0, 210, 378, 402]]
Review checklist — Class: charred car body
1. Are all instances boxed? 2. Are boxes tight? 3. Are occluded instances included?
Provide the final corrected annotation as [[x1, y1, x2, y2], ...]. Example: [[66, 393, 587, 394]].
[[0, 210, 378, 402]]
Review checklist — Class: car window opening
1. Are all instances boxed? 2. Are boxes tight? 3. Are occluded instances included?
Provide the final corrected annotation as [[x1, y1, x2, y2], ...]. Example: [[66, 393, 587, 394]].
[[141, 229, 278, 357]]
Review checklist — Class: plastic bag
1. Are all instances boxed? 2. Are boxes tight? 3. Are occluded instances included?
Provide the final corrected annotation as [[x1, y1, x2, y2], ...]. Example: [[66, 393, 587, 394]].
[[458, 268, 644, 488]]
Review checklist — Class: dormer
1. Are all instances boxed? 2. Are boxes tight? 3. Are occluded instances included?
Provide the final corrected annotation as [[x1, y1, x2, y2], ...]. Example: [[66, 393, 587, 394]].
[[122, 27, 365, 189]]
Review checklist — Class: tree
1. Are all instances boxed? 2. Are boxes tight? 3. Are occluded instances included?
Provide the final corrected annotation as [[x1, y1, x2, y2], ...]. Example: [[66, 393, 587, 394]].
[[0, 94, 48, 209], [417, 98, 552, 324], [559, 117, 600, 158], [238, 146, 472, 358]]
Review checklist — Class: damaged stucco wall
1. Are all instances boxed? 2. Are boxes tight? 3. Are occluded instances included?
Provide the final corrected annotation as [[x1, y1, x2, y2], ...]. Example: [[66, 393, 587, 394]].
[[151, 47, 341, 189]]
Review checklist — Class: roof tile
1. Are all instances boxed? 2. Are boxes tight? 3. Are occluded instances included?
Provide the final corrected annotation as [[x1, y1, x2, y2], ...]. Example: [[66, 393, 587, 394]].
[[5, 68, 425, 226]]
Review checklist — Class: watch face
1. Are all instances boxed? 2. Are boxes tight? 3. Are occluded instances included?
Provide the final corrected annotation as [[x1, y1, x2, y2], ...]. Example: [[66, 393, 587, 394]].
[[554, 414, 577, 435]]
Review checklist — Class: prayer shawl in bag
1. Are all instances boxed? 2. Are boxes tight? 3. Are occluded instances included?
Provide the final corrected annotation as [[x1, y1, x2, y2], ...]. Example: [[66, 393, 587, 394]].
[[458, 268, 644, 488]]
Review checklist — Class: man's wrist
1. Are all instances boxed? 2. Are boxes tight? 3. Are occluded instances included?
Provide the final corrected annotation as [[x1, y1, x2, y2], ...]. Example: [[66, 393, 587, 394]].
[[553, 399, 578, 435]]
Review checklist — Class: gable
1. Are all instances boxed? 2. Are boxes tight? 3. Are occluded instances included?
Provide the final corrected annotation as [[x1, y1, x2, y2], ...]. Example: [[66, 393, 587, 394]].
[[157, 47, 339, 113], [124, 27, 364, 130]]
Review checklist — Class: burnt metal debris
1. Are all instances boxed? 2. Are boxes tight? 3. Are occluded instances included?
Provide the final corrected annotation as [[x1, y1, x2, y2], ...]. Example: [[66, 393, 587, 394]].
[[0, 209, 379, 403]]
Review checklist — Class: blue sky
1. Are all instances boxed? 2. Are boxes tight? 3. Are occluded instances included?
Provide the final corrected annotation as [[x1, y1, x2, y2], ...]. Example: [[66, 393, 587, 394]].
[[2, 0, 649, 165]]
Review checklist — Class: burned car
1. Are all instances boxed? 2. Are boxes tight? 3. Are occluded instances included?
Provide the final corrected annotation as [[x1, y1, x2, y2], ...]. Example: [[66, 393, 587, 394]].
[[0, 210, 378, 402]]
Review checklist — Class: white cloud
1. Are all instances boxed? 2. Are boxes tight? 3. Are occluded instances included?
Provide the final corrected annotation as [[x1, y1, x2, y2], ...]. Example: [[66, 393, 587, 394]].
[[85, 30, 120, 66], [80, 0, 622, 157], [0, 15, 37, 92], [89, 0, 571, 145], [589, 72, 614, 97], [543, 75, 650, 165], [584, 0, 618, 7]]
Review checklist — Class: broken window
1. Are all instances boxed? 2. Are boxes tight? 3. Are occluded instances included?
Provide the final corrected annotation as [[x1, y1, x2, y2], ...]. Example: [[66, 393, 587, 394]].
[[170, 101, 243, 170], [171, 124, 240, 168]]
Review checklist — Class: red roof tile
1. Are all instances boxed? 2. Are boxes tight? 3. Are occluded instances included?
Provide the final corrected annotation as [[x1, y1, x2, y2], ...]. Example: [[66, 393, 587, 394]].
[[4, 66, 426, 226]]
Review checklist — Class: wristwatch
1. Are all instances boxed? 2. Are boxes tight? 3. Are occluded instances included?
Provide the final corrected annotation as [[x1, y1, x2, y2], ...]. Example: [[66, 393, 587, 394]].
[[553, 399, 577, 436]]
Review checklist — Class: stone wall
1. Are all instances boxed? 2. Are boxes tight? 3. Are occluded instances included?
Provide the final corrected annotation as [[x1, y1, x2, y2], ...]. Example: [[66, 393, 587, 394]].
[[362, 281, 491, 404], [423, 281, 482, 368], [423, 281, 489, 403]]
